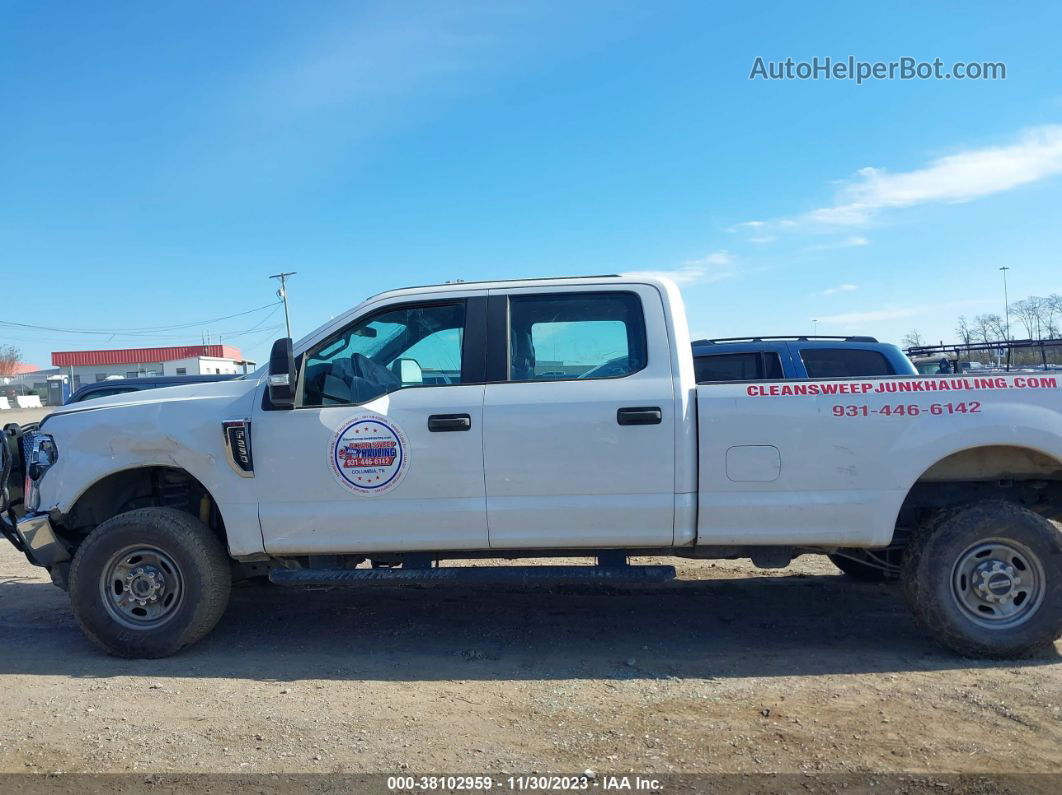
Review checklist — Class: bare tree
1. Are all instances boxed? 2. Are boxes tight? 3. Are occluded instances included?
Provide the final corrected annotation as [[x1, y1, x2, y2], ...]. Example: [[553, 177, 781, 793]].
[[955, 316, 974, 346], [0, 345, 21, 377], [1046, 293, 1062, 318], [973, 313, 1005, 343], [1043, 293, 1061, 337], [1010, 297, 1048, 339], [901, 330, 925, 348]]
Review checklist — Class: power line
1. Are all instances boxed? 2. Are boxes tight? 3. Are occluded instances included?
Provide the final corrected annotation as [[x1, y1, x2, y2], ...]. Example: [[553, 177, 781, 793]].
[[215, 305, 285, 340], [0, 302, 282, 337]]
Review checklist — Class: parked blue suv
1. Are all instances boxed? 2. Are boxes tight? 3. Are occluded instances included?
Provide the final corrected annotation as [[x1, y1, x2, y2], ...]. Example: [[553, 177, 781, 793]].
[[690, 336, 916, 383]]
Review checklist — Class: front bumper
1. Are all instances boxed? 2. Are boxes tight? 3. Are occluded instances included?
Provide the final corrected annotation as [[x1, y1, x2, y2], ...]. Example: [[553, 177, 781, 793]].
[[11, 512, 70, 567]]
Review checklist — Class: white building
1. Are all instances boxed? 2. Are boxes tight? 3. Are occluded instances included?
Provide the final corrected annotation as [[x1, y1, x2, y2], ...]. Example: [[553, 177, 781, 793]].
[[52, 345, 256, 389]]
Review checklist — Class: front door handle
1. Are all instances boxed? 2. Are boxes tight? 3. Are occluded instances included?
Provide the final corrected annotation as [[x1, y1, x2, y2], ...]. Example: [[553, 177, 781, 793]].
[[617, 406, 662, 426], [428, 413, 472, 432]]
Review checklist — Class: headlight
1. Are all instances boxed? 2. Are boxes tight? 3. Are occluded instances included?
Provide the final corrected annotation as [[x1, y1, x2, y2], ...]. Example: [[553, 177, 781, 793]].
[[24, 433, 58, 513]]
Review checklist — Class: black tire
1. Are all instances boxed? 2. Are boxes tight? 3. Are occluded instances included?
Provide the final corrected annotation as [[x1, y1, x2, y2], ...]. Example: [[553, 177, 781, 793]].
[[828, 549, 899, 582], [902, 500, 1062, 658], [68, 507, 231, 658]]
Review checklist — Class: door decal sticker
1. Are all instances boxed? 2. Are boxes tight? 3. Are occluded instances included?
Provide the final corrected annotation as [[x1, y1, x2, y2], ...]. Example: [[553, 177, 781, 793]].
[[329, 415, 410, 495]]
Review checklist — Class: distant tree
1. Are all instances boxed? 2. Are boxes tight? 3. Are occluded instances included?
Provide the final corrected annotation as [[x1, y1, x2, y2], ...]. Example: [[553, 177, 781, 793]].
[[1046, 293, 1062, 317], [1043, 294, 1061, 337], [973, 313, 1006, 343], [954, 316, 974, 346], [901, 330, 925, 348], [1010, 297, 1048, 339], [0, 345, 21, 377]]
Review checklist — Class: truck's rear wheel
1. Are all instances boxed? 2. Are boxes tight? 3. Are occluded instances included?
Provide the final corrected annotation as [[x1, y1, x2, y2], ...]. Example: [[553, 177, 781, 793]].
[[68, 507, 231, 658], [902, 501, 1061, 658]]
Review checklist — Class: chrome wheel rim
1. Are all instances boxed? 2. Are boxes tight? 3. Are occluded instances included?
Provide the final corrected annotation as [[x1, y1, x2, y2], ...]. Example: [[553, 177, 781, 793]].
[[951, 538, 1045, 629], [99, 545, 184, 629]]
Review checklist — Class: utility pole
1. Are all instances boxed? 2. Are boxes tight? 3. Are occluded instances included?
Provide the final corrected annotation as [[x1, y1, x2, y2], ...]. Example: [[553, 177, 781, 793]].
[[269, 272, 297, 338], [999, 266, 1011, 341]]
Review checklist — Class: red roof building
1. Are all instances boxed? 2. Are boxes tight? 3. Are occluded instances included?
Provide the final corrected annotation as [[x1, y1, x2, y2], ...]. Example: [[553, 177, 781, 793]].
[[50, 345, 254, 388], [52, 345, 244, 367]]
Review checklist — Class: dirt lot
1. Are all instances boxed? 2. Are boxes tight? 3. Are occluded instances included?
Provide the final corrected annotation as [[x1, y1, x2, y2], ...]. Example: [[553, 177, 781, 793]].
[[0, 406, 51, 426], [0, 541, 1059, 780]]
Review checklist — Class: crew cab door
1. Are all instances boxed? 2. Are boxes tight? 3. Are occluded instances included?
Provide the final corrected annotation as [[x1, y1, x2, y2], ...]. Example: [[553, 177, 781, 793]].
[[482, 285, 676, 548], [252, 293, 489, 554]]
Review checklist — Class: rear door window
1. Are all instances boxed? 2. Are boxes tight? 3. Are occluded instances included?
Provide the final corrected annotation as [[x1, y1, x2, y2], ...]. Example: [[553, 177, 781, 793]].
[[800, 348, 894, 378], [506, 292, 646, 382], [694, 352, 783, 382]]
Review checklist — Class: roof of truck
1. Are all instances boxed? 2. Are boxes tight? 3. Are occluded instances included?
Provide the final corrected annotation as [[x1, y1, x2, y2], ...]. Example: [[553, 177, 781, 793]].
[[364, 274, 653, 302]]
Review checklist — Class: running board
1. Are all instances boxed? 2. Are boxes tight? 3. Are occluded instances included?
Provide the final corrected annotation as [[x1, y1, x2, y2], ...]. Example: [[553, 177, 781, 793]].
[[268, 564, 676, 587]]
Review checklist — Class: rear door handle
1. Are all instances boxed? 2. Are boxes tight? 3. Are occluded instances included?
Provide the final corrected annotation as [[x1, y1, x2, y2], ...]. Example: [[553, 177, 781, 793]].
[[428, 413, 472, 432], [617, 406, 662, 426]]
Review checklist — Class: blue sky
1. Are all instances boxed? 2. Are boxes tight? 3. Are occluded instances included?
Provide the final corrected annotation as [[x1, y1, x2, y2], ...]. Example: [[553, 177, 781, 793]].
[[3, 0, 1062, 368]]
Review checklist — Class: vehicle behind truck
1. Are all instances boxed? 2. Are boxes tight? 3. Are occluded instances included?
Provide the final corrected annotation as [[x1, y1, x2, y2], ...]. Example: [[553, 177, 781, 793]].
[[691, 335, 916, 383], [691, 336, 917, 581], [2, 275, 1060, 659]]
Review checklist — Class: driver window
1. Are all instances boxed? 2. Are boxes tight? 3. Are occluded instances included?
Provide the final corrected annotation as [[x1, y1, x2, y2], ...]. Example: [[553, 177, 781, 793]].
[[299, 302, 465, 407]]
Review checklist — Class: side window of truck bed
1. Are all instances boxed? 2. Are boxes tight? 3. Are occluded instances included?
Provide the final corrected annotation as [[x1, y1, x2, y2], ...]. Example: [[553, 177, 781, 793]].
[[507, 292, 647, 381], [800, 348, 894, 378], [693, 351, 784, 383]]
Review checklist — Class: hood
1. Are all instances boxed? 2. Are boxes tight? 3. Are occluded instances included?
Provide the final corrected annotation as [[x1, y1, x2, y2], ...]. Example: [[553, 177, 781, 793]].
[[45, 377, 262, 422]]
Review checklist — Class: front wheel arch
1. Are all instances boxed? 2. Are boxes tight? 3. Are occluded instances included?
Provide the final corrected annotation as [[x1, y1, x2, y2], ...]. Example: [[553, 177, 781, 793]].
[[59, 466, 229, 554]]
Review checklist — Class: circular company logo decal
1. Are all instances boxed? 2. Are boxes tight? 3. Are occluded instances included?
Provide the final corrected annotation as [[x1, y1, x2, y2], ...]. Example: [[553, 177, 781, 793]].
[[330, 416, 410, 495]]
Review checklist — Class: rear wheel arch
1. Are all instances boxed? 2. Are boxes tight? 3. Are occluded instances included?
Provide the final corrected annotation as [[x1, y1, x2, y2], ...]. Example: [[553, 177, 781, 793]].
[[890, 444, 1062, 542]]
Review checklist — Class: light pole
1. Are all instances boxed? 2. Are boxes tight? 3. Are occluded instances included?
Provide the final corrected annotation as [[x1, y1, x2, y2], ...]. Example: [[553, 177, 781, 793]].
[[269, 271, 297, 338], [999, 266, 1010, 341], [812, 319, 818, 335]]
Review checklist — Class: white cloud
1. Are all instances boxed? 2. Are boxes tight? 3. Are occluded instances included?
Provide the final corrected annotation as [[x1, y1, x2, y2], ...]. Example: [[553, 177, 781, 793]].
[[735, 125, 1062, 236], [624, 250, 736, 286], [804, 124, 1062, 226], [685, 251, 734, 267], [816, 307, 922, 326], [815, 283, 859, 297], [805, 235, 869, 251]]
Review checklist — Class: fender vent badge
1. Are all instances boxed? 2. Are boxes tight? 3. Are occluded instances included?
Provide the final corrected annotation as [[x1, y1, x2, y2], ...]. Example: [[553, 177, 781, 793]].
[[222, 419, 254, 477]]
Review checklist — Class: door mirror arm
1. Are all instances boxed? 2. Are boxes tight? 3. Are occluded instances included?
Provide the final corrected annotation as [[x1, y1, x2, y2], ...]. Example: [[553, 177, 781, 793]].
[[267, 337, 297, 409]]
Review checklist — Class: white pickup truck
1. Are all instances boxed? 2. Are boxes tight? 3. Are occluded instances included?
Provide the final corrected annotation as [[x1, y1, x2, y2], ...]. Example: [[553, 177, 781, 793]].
[[2, 275, 1060, 659]]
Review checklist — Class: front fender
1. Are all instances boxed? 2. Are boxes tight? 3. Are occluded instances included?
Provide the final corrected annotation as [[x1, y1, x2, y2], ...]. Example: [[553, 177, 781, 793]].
[[38, 381, 264, 557]]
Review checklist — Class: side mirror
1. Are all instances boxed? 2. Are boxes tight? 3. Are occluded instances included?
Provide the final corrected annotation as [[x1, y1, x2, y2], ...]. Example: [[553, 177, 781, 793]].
[[267, 338, 296, 409]]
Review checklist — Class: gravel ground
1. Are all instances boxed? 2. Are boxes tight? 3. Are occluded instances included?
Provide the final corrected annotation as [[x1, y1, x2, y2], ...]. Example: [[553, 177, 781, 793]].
[[0, 542, 1058, 778], [0, 406, 51, 426]]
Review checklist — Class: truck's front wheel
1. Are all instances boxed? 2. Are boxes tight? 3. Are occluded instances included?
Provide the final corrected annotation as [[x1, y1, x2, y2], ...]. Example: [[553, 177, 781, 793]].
[[902, 501, 1061, 658], [68, 508, 231, 658]]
